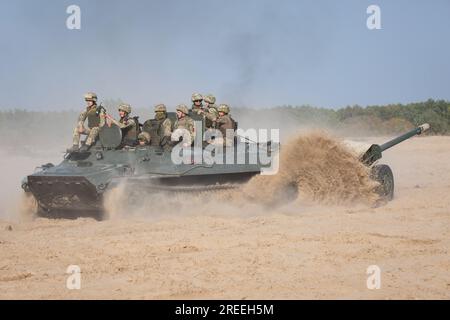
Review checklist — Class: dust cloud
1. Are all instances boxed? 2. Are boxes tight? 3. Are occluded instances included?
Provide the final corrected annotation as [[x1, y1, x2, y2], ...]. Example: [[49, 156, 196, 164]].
[[238, 131, 379, 206], [0, 144, 63, 221], [102, 131, 379, 221]]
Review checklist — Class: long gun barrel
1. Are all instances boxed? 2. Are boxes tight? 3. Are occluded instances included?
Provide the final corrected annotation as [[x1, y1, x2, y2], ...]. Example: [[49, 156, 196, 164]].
[[360, 123, 430, 166]]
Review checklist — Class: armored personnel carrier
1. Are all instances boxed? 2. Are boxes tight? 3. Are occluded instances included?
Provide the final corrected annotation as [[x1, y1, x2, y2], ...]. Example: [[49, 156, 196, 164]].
[[21, 112, 278, 219]]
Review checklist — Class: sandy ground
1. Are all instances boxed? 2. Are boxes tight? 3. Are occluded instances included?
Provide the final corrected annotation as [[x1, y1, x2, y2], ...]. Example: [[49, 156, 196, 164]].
[[0, 136, 449, 299]]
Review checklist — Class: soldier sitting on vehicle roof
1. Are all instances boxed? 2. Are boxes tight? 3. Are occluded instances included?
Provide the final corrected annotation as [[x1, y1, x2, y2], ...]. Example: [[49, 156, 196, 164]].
[[105, 103, 138, 147], [141, 104, 173, 148], [190, 93, 204, 117], [203, 94, 219, 129], [68, 92, 106, 152], [172, 104, 195, 147], [214, 104, 236, 147], [137, 131, 151, 146]]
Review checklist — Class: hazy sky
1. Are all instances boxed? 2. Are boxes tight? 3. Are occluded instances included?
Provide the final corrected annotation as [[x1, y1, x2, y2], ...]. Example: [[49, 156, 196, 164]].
[[0, 0, 449, 110]]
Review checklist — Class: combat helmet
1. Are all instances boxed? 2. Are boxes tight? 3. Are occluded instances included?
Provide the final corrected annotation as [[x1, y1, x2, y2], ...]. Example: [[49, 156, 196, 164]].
[[218, 104, 230, 114], [176, 104, 189, 115], [204, 94, 216, 104], [118, 103, 132, 114], [154, 104, 167, 112], [138, 131, 151, 144], [84, 92, 97, 102], [191, 93, 203, 102]]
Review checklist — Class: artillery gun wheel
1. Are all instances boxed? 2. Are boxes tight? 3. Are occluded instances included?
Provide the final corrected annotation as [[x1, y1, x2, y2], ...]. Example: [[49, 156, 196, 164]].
[[371, 164, 394, 201]]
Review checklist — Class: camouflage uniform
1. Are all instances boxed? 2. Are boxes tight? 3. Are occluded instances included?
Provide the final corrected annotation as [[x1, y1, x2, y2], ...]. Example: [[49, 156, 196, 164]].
[[203, 94, 219, 128], [108, 104, 138, 146], [173, 104, 195, 146], [190, 93, 205, 116], [154, 104, 173, 143], [215, 104, 234, 146], [142, 104, 173, 147], [161, 118, 172, 137], [72, 92, 105, 148]]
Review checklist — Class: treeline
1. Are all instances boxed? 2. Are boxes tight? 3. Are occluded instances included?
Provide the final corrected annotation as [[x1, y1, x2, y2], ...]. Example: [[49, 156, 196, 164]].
[[334, 99, 450, 135], [235, 99, 450, 136], [0, 99, 449, 150]]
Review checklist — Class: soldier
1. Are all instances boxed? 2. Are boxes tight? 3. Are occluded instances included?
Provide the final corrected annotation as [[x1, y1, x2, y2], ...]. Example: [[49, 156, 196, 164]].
[[190, 93, 204, 116], [105, 103, 138, 147], [173, 104, 195, 147], [69, 92, 105, 152], [137, 132, 151, 146], [154, 104, 173, 146], [203, 94, 219, 129], [215, 104, 235, 147]]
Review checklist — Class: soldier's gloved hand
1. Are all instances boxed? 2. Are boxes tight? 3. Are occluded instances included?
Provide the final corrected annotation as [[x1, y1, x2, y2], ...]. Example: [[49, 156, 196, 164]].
[[160, 136, 170, 146], [167, 140, 178, 147]]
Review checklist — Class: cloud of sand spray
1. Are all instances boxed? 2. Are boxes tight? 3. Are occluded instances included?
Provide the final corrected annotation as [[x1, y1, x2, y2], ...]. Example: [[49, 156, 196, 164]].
[[102, 132, 379, 221], [237, 131, 379, 207], [0, 150, 62, 222]]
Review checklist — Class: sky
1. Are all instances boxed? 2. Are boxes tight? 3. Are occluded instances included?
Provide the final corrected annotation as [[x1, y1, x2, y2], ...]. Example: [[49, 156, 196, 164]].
[[0, 0, 449, 110]]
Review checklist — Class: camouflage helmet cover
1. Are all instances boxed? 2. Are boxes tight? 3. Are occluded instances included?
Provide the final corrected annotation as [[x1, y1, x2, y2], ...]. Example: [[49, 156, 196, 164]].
[[191, 93, 203, 102], [154, 104, 167, 112], [204, 94, 216, 104], [118, 103, 132, 114], [218, 104, 230, 114], [176, 104, 189, 115], [138, 131, 151, 143], [84, 92, 97, 102]]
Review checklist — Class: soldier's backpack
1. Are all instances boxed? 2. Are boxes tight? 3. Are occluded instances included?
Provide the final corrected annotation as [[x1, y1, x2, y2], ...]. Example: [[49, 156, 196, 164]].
[[142, 112, 177, 147], [143, 118, 172, 147]]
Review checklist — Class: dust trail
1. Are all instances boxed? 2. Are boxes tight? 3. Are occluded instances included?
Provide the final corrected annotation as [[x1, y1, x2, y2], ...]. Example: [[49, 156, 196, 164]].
[[103, 181, 235, 221], [235, 131, 379, 207], [0, 150, 60, 222], [103, 132, 378, 220], [16, 193, 37, 222]]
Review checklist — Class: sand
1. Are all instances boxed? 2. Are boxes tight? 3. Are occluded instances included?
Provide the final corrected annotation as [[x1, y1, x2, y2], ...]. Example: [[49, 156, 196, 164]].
[[0, 135, 449, 299]]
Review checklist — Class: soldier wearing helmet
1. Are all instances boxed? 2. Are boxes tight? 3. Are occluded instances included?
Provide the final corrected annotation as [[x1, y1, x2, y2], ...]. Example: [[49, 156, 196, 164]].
[[203, 94, 219, 129], [105, 103, 138, 147], [154, 104, 172, 145], [215, 104, 235, 147], [190, 93, 205, 116], [172, 104, 195, 147], [141, 104, 173, 148], [69, 92, 105, 152], [137, 131, 151, 146]]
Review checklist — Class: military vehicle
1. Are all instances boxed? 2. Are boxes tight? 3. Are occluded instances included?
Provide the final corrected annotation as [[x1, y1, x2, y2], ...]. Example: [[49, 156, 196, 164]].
[[21, 117, 430, 219], [21, 112, 277, 219]]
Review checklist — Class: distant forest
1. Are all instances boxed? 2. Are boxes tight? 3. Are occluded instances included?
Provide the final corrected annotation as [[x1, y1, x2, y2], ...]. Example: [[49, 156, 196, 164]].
[[1, 99, 449, 149]]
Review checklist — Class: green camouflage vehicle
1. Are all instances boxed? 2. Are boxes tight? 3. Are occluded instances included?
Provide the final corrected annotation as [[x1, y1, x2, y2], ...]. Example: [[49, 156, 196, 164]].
[[21, 112, 278, 219]]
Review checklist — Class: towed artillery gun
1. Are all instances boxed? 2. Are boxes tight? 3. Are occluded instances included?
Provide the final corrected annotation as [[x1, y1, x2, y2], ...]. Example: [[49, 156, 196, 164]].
[[360, 123, 430, 201]]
